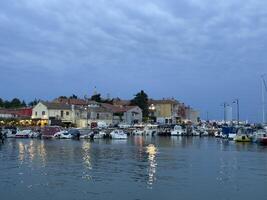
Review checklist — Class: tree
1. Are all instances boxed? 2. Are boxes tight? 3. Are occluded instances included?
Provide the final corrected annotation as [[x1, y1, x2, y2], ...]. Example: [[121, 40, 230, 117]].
[[91, 94, 101, 102], [21, 100, 27, 107], [28, 98, 40, 107], [9, 98, 22, 108], [69, 94, 78, 99], [0, 98, 3, 107], [130, 90, 149, 119]]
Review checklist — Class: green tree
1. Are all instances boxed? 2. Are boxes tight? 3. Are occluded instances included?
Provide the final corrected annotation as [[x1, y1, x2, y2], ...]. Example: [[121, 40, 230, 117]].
[[10, 98, 22, 108], [21, 100, 27, 107], [69, 94, 78, 99], [0, 98, 3, 107], [28, 98, 40, 107], [130, 90, 149, 119]]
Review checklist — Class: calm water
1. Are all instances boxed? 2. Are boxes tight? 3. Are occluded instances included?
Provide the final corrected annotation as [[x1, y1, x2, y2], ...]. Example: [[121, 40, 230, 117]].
[[0, 137, 267, 200]]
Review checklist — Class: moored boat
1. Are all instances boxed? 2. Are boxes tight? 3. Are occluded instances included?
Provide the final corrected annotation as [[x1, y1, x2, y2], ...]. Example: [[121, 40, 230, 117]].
[[15, 130, 31, 138], [252, 130, 267, 145], [110, 130, 127, 139]]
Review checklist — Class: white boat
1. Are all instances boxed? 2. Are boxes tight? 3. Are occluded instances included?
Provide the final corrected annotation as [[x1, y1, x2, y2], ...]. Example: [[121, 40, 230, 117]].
[[118, 123, 131, 129], [132, 129, 144, 135], [143, 126, 157, 136], [53, 131, 71, 139], [228, 133, 236, 140], [15, 130, 31, 138], [252, 130, 267, 144], [110, 130, 127, 139], [4, 129, 16, 138], [192, 128, 200, 136], [29, 131, 41, 138], [171, 125, 185, 136], [93, 131, 107, 139]]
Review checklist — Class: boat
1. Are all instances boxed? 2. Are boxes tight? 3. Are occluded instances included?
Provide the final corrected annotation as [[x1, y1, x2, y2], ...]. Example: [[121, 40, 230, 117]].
[[54, 130, 69, 139], [93, 131, 107, 139], [110, 130, 127, 139], [171, 125, 185, 136], [143, 126, 158, 136], [29, 131, 41, 138], [234, 134, 251, 142], [221, 126, 237, 140], [15, 130, 31, 138], [42, 126, 62, 139], [234, 128, 252, 142], [4, 129, 16, 138], [132, 129, 144, 135], [252, 130, 267, 145]]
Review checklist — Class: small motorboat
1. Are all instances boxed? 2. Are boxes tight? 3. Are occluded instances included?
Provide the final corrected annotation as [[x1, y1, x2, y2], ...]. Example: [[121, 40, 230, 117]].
[[171, 125, 185, 136], [252, 130, 267, 145], [93, 131, 107, 139], [234, 127, 252, 142], [234, 134, 251, 142], [110, 130, 127, 139], [15, 130, 31, 138], [132, 129, 144, 135]]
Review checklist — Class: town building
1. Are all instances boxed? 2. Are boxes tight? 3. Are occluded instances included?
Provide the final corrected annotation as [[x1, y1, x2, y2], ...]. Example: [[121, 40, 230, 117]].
[[101, 103, 143, 125], [148, 98, 199, 124], [31, 102, 75, 126]]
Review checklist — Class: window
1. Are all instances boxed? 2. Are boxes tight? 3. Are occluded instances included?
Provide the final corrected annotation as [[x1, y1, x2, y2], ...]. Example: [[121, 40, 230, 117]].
[[42, 111, 45, 116], [66, 111, 69, 116], [35, 111, 37, 116], [97, 113, 100, 119], [61, 110, 64, 117]]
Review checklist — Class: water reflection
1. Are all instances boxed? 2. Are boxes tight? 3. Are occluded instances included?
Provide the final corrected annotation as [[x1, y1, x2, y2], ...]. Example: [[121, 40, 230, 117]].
[[82, 141, 92, 180], [146, 144, 157, 188], [2, 137, 267, 200]]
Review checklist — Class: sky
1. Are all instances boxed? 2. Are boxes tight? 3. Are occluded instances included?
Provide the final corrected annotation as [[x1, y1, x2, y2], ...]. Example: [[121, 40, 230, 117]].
[[1, 0, 267, 122]]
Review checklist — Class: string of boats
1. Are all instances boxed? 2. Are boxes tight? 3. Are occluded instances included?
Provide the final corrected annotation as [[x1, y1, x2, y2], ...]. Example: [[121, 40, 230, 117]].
[[1, 123, 267, 145]]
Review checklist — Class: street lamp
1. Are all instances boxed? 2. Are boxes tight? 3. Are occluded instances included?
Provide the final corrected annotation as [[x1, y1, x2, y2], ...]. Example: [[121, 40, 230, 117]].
[[233, 99, 240, 125], [149, 104, 156, 123], [221, 102, 229, 123], [84, 106, 89, 128]]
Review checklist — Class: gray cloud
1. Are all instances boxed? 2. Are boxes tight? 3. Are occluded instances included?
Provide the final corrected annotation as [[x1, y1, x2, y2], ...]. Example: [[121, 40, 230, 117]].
[[1, 0, 267, 121]]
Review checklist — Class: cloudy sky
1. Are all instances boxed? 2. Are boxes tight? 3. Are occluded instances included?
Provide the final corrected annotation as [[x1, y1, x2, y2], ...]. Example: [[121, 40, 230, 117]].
[[1, 0, 267, 122]]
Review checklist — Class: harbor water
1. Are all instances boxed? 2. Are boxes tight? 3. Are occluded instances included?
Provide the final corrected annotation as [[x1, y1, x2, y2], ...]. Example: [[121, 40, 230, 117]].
[[0, 137, 267, 200]]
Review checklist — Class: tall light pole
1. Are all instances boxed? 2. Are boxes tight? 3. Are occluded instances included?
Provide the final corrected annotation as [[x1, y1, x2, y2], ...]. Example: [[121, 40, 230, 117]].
[[221, 102, 229, 123], [149, 104, 155, 123], [85, 106, 89, 128], [233, 99, 239, 125], [261, 74, 267, 124]]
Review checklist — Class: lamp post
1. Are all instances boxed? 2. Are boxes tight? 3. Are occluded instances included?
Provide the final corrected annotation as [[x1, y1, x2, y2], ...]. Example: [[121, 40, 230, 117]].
[[149, 104, 156, 123], [261, 74, 267, 124], [221, 102, 229, 124], [233, 99, 239, 125], [85, 106, 89, 128]]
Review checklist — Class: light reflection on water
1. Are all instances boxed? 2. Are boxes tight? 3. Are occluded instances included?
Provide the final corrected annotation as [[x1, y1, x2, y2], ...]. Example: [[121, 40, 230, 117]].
[[0, 137, 267, 200], [146, 144, 157, 187]]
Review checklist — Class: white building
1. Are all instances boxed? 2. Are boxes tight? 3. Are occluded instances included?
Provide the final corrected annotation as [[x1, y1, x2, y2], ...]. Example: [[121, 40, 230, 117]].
[[31, 102, 76, 126]]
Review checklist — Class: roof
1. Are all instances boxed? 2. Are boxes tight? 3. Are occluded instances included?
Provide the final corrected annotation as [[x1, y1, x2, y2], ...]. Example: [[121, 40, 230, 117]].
[[149, 99, 180, 105], [112, 99, 131, 106], [53, 98, 88, 106], [41, 102, 72, 110], [101, 103, 141, 113]]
